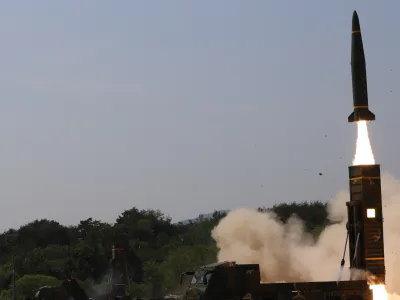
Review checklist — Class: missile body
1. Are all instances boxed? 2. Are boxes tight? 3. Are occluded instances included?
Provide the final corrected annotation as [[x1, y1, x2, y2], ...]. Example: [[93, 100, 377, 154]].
[[348, 11, 375, 123]]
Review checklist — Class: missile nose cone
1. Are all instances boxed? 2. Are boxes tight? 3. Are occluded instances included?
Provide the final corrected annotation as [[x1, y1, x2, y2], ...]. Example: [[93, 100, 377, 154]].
[[352, 10, 360, 32]]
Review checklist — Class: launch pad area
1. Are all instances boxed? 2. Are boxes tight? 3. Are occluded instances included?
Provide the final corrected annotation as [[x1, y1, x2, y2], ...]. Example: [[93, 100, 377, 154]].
[[28, 10, 386, 300], [178, 10, 386, 300]]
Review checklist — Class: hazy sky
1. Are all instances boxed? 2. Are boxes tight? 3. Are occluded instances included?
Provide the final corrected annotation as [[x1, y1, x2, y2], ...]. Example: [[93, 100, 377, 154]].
[[0, 1, 399, 230]]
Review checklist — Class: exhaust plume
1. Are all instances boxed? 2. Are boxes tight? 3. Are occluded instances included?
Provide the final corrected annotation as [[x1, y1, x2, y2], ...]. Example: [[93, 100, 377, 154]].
[[353, 121, 375, 165], [211, 173, 400, 297]]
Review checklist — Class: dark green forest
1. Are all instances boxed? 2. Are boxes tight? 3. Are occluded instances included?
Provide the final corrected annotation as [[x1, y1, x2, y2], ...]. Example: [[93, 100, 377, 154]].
[[0, 201, 328, 299]]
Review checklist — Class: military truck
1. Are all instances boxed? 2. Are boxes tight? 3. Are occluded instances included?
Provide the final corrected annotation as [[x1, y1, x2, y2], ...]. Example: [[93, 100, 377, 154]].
[[180, 261, 372, 300]]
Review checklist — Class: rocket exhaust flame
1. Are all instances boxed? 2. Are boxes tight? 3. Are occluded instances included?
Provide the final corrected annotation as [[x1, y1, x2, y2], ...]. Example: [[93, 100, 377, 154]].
[[352, 121, 375, 166], [370, 284, 388, 300]]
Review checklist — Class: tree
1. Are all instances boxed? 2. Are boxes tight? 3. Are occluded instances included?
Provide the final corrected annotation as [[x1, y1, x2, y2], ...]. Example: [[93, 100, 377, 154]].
[[267, 201, 328, 232], [16, 220, 70, 251]]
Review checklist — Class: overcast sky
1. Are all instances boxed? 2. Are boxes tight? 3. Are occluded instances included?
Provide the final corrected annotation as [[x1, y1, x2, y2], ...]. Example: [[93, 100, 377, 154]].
[[0, 1, 399, 230]]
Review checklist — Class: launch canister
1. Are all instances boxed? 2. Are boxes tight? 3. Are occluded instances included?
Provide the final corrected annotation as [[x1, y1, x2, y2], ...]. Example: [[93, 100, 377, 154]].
[[348, 10, 375, 123]]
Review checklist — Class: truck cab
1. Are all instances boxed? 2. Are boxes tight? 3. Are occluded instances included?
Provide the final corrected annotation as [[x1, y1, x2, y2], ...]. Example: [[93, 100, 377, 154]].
[[180, 261, 261, 300]]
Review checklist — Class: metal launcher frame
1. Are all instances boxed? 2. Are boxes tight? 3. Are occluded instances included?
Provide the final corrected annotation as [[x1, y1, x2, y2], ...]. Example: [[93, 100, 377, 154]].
[[109, 245, 130, 297], [347, 164, 386, 283]]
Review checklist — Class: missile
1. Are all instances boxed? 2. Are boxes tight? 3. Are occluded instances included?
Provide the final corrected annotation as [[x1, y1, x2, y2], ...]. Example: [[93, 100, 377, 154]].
[[348, 11, 375, 123]]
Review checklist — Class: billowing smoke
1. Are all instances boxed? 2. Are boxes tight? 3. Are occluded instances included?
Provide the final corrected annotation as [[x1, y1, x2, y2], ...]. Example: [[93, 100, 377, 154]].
[[211, 172, 400, 295]]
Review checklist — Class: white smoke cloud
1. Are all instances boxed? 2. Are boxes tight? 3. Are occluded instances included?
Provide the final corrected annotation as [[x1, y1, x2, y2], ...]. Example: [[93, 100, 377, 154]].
[[211, 172, 400, 295]]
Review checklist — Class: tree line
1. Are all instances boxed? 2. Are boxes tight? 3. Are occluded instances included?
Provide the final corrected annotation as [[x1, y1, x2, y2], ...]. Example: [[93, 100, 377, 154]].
[[0, 201, 328, 299]]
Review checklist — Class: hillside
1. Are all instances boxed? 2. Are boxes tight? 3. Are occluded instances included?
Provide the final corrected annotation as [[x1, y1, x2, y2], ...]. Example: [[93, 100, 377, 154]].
[[0, 201, 328, 299]]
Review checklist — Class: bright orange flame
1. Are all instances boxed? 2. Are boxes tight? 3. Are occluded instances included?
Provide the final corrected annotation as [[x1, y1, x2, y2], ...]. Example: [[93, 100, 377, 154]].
[[353, 121, 375, 166], [370, 284, 388, 300]]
